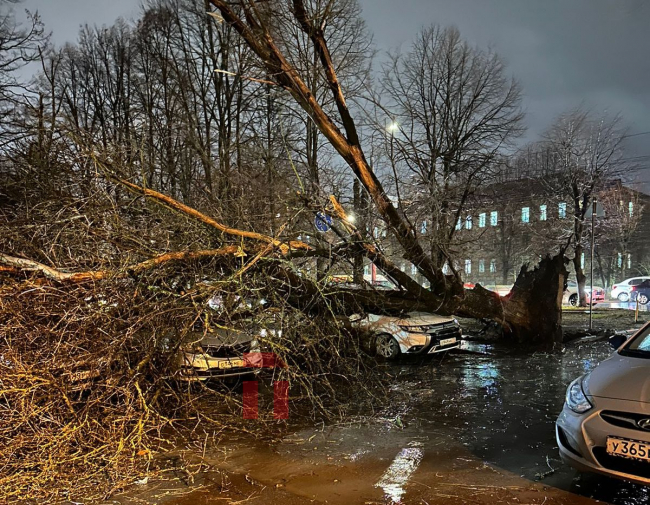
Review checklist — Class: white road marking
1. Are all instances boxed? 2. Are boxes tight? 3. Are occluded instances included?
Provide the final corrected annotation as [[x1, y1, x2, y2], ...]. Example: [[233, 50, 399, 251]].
[[375, 442, 424, 503]]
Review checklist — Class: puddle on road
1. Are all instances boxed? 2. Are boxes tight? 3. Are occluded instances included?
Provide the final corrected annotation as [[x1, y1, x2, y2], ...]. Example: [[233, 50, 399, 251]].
[[374, 340, 649, 504]]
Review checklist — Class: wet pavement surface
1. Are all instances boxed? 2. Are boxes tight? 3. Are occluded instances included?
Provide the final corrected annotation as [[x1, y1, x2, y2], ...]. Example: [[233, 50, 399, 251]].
[[123, 339, 650, 505]]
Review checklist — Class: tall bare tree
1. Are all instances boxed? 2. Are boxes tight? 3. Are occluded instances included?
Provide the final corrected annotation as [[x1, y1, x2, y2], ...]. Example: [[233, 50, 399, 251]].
[[543, 108, 627, 305], [0, 0, 46, 145], [380, 25, 524, 270]]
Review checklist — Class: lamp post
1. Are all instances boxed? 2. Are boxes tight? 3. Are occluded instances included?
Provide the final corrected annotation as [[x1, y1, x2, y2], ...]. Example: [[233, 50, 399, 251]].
[[589, 199, 597, 331]]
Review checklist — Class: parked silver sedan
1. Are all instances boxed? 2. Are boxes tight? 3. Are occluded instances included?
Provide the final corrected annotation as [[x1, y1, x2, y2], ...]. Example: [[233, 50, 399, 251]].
[[556, 322, 650, 485]]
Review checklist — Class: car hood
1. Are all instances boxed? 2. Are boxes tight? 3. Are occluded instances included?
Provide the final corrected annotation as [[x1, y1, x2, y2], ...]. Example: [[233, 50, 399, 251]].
[[396, 312, 455, 327], [200, 327, 255, 347], [586, 353, 650, 403]]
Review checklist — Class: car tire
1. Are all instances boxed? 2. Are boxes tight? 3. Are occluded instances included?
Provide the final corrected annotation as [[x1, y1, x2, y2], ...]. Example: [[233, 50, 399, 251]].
[[376, 334, 400, 360], [569, 294, 578, 306], [639, 294, 649, 305], [617, 292, 630, 303]]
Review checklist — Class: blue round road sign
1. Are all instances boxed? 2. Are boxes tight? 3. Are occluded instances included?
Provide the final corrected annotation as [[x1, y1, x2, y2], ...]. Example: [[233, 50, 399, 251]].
[[315, 212, 332, 232]]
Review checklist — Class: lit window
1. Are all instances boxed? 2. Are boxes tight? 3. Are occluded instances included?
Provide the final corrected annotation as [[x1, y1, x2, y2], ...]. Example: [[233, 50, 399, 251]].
[[490, 211, 498, 226], [411, 264, 418, 275], [442, 263, 449, 274], [629, 201, 634, 217], [466, 216, 473, 230], [540, 204, 547, 221], [479, 213, 486, 228], [521, 207, 530, 223], [617, 252, 623, 268], [373, 227, 379, 238], [490, 259, 497, 273], [627, 253, 632, 269], [465, 259, 472, 274], [363, 265, 369, 276], [559, 202, 567, 219], [421, 220, 427, 234], [581, 252, 585, 269], [479, 259, 485, 273], [456, 218, 462, 231]]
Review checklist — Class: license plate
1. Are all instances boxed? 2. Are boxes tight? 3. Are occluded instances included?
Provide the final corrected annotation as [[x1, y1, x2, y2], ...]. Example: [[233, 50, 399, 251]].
[[218, 358, 245, 369], [439, 337, 457, 346], [607, 437, 650, 461]]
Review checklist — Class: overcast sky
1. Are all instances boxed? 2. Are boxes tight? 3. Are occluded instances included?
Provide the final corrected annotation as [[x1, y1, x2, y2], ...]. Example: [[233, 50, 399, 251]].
[[19, 0, 650, 188]]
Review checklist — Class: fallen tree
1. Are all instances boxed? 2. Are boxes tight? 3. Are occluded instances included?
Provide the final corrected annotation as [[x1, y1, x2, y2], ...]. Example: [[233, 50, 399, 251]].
[[1, 166, 567, 345], [200, 0, 568, 345]]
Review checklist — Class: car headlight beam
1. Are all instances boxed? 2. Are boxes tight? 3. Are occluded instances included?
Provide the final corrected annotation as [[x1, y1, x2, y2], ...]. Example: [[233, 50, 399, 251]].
[[566, 376, 592, 414]]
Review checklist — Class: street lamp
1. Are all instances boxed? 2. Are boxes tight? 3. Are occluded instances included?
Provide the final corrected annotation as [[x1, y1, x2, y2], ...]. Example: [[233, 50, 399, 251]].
[[589, 199, 597, 330], [386, 121, 399, 133]]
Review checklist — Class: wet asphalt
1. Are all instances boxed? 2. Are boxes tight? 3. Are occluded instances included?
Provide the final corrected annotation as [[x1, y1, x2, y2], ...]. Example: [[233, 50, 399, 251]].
[[124, 339, 650, 505]]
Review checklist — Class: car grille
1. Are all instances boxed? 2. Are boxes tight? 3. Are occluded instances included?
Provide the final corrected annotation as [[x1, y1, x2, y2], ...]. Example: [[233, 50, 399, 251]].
[[593, 447, 650, 479], [600, 411, 650, 433], [203, 341, 251, 358], [429, 324, 462, 339]]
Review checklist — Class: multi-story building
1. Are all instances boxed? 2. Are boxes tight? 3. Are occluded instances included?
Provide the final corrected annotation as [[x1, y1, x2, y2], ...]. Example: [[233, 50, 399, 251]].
[[404, 178, 650, 289]]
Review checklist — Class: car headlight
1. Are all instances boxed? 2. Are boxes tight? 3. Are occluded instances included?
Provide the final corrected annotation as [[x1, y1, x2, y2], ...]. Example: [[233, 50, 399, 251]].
[[566, 376, 592, 414]]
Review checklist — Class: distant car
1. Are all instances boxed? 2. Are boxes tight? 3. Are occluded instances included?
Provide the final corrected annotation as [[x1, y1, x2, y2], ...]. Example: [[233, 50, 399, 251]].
[[630, 280, 650, 306], [611, 276, 650, 302], [556, 323, 650, 485], [350, 311, 461, 359], [563, 280, 605, 306]]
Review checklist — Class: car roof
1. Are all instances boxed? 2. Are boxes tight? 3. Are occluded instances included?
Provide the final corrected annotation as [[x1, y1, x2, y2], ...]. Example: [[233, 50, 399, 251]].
[[621, 276, 650, 282]]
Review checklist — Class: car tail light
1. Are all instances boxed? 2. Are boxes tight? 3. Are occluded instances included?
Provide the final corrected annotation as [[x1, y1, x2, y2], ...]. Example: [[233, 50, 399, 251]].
[[631, 286, 637, 291]]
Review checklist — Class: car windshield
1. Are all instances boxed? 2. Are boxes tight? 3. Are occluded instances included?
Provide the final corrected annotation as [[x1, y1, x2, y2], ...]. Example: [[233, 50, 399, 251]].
[[620, 324, 650, 359]]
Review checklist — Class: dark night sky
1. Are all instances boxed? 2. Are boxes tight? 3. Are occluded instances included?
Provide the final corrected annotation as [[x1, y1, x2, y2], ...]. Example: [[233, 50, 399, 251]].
[[19, 0, 650, 189]]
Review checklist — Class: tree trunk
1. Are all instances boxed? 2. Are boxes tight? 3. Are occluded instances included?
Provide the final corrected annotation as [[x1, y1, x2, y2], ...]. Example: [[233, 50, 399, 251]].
[[573, 243, 588, 307]]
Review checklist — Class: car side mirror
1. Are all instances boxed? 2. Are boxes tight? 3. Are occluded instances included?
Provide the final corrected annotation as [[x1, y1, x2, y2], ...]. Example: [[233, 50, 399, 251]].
[[609, 334, 627, 349]]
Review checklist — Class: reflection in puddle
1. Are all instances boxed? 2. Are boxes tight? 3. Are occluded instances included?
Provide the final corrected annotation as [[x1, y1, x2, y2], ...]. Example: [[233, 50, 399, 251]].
[[375, 442, 423, 503], [462, 361, 500, 398]]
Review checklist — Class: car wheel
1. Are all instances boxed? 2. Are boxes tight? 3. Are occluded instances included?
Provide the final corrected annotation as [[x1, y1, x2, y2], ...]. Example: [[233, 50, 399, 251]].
[[617, 292, 630, 302], [569, 294, 578, 306], [376, 334, 400, 360], [639, 294, 649, 305]]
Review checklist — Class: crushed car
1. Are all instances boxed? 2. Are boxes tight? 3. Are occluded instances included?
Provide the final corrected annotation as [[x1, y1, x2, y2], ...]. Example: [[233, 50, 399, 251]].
[[179, 295, 279, 382], [350, 311, 462, 359]]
